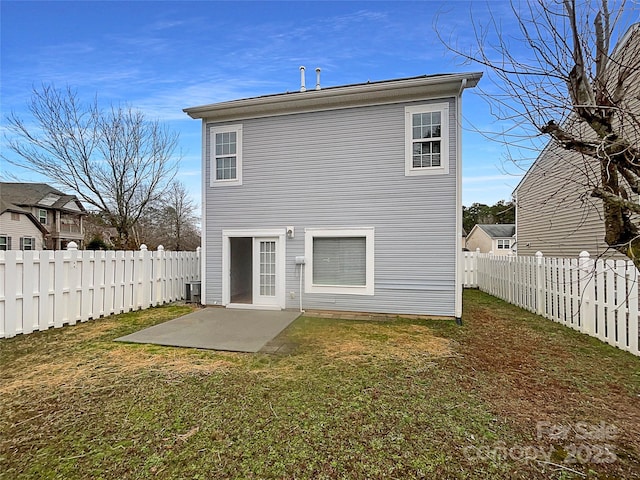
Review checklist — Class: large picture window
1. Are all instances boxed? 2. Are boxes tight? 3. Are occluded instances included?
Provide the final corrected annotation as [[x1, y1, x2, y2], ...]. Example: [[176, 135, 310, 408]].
[[405, 103, 449, 176], [305, 228, 374, 295], [210, 124, 242, 186]]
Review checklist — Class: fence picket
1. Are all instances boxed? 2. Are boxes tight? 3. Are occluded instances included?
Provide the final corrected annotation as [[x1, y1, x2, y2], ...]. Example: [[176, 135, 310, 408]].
[[614, 260, 627, 350], [627, 265, 639, 354], [464, 251, 639, 358], [81, 250, 93, 321], [39, 251, 53, 331], [0, 247, 200, 339], [4, 252, 18, 337], [22, 251, 35, 335]]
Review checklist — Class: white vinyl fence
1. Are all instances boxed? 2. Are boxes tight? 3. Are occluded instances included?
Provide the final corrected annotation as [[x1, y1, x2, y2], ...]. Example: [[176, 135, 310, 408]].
[[0, 244, 200, 339], [464, 251, 639, 357]]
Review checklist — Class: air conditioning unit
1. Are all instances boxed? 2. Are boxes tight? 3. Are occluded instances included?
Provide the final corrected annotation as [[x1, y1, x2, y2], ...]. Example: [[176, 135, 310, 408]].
[[185, 281, 201, 303]]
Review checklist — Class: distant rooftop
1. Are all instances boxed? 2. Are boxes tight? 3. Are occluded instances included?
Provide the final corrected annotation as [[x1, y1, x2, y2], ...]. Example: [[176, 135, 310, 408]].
[[0, 182, 86, 214], [476, 224, 515, 238]]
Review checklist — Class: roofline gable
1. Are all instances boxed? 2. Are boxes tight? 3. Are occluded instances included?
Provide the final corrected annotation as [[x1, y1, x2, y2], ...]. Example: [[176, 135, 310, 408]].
[[469, 223, 516, 239], [1, 208, 49, 235], [1, 182, 87, 214]]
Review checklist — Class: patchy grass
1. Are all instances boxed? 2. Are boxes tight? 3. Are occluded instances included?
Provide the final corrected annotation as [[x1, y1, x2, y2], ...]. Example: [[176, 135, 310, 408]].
[[1, 292, 639, 479]]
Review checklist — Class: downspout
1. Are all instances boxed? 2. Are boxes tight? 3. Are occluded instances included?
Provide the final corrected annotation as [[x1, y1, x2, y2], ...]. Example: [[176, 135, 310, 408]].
[[513, 191, 518, 254], [454, 78, 467, 325], [200, 118, 207, 305], [299, 263, 305, 313]]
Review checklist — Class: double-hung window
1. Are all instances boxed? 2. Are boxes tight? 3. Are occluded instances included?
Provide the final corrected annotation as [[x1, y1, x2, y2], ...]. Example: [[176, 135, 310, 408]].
[[497, 239, 511, 250], [0, 236, 9, 250], [20, 237, 35, 250], [39, 209, 47, 224], [211, 124, 242, 187], [405, 103, 449, 176], [304, 228, 374, 295]]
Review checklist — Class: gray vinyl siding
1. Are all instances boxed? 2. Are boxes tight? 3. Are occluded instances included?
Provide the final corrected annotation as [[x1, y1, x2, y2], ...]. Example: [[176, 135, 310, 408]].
[[516, 24, 640, 261], [515, 25, 640, 258], [515, 144, 619, 259], [204, 98, 458, 316]]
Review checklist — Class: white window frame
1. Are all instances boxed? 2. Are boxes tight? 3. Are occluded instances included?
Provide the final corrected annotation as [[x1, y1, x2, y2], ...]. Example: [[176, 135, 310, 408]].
[[405, 103, 449, 176], [210, 124, 243, 187], [0, 235, 8, 251], [304, 227, 374, 296], [21, 236, 35, 250], [221, 228, 286, 310], [39, 209, 47, 224], [497, 239, 511, 249]]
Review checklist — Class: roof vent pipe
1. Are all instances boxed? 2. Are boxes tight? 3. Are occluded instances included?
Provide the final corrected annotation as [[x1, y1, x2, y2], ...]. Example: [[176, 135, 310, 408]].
[[315, 68, 321, 90], [299, 66, 306, 92]]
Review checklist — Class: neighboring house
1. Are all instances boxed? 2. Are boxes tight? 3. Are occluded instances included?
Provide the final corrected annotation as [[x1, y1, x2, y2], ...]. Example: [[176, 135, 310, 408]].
[[0, 183, 87, 250], [465, 224, 515, 255], [0, 198, 48, 250], [184, 72, 482, 319], [514, 23, 639, 258]]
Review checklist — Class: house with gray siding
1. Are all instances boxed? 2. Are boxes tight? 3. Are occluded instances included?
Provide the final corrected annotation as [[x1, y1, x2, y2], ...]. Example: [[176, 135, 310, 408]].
[[184, 72, 481, 320], [514, 23, 639, 259]]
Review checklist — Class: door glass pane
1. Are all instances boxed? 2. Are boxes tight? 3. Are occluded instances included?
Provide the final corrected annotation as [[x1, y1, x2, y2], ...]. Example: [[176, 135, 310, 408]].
[[260, 241, 276, 296]]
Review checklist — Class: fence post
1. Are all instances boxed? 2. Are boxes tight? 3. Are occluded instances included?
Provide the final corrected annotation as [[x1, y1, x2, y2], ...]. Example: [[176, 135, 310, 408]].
[[579, 251, 595, 335], [535, 251, 544, 315]]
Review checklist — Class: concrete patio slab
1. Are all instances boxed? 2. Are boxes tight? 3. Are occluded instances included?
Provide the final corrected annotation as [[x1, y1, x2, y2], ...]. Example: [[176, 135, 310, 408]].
[[115, 308, 301, 353]]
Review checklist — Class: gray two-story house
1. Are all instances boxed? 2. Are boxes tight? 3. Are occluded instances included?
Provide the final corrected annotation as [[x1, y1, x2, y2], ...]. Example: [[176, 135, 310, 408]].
[[184, 73, 481, 320]]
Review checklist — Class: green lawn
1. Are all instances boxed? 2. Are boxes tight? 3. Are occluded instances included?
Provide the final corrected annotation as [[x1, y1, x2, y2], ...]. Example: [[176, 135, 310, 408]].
[[1, 290, 639, 479]]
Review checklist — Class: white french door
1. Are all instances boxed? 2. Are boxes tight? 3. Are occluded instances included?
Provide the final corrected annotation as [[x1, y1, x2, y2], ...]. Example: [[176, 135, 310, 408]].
[[222, 229, 286, 310], [253, 238, 279, 307]]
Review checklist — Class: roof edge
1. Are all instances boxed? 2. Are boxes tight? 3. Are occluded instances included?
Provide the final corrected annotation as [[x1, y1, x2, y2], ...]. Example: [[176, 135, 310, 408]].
[[184, 73, 482, 122]]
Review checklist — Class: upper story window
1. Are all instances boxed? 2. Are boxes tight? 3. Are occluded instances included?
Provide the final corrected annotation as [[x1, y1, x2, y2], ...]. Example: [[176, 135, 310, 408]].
[[211, 124, 242, 187], [0, 236, 8, 250], [39, 209, 47, 224], [405, 103, 449, 176]]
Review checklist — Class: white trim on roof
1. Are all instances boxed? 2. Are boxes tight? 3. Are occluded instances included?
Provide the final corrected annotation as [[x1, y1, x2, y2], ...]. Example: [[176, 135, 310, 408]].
[[184, 73, 482, 122]]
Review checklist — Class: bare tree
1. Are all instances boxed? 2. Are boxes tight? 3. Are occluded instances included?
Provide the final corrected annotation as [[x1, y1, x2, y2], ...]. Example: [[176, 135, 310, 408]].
[[163, 181, 200, 250], [441, 1, 640, 266], [134, 181, 200, 250], [3, 85, 180, 249]]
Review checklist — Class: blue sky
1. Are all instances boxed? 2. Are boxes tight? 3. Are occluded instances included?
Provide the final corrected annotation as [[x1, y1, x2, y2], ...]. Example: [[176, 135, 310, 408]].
[[1, 1, 636, 208]]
